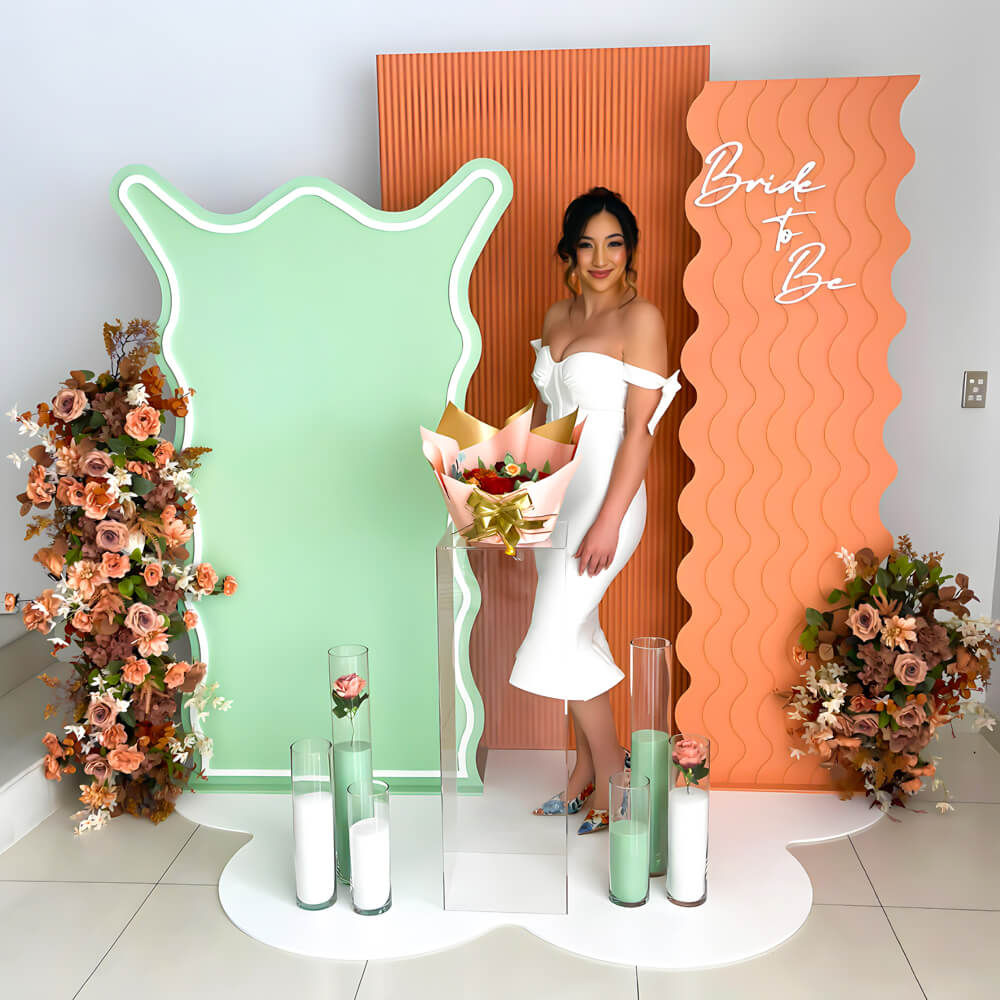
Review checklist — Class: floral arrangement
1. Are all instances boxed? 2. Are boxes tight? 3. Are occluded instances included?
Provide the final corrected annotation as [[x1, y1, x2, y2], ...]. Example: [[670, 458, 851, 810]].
[[783, 536, 998, 813], [671, 736, 709, 787], [3, 318, 237, 833], [331, 672, 368, 742], [421, 402, 584, 555]]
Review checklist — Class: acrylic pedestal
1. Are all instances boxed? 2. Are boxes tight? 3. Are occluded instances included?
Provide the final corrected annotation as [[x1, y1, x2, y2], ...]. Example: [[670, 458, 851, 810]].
[[435, 524, 570, 914]]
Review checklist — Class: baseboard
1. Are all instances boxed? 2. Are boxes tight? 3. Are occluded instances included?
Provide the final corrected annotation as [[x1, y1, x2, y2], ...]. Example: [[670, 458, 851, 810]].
[[0, 758, 61, 855]]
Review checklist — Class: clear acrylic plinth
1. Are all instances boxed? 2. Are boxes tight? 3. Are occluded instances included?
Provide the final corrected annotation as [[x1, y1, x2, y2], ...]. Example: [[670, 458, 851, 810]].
[[436, 522, 569, 914]]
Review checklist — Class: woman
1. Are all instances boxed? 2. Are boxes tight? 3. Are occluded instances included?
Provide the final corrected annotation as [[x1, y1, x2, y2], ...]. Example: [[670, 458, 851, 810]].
[[510, 187, 681, 834]]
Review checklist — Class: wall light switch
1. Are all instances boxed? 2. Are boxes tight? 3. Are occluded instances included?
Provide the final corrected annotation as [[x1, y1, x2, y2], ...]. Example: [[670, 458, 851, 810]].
[[962, 370, 988, 408]]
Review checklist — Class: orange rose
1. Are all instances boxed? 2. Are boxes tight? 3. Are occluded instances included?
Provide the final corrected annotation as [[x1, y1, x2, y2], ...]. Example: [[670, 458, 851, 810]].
[[107, 744, 145, 774], [163, 660, 191, 689], [33, 543, 66, 576], [182, 609, 198, 629], [71, 610, 94, 633], [82, 480, 115, 520], [126, 460, 153, 478], [42, 732, 64, 758], [162, 517, 192, 546], [124, 404, 161, 441], [4, 592, 16, 612], [195, 563, 218, 593], [122, 657, 151, 685], [43, 753, 62, 781], [100, 723, 128, 749], [100, 552, 130, 579], [26, 465, 55, 508], [222, 575, 237, 596], [56, 476, 81, 505], [900, 777, 923, 796], [143, 563, 163, 587], [154, 441, 174, 467]]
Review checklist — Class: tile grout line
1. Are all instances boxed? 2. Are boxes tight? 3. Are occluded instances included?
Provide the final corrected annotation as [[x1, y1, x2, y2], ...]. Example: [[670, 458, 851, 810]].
[[71, 823, 201, 999], [353, 959, 368, 1000], [634, 963, 640, 999], [848, 835, 928, 1000]]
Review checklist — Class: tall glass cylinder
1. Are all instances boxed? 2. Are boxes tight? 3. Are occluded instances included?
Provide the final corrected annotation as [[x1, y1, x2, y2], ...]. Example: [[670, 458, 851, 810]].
[[329, 644, 373, 884], [629, 636, 672, 877], [667, 733, 710, 907], [290, 737, 336, 910], [347, 778, 392, 915], [608, 770, 650, 907]]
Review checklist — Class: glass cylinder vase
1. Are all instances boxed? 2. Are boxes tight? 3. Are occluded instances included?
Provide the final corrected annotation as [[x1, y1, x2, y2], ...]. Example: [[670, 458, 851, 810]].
[[608, 770, 650, 907], [629, 636, 673, 877], [667, 733, 710, 907], [329, 644, 373, 885], [347, 778, 392, 915], [290, 737, 337, 910]]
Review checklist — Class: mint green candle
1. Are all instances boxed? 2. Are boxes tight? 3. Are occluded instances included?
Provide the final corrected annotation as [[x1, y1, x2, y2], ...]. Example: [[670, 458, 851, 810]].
[[630, 728, 669, 875], [333, 740, 373, 883], [609, 818, 650, 906]]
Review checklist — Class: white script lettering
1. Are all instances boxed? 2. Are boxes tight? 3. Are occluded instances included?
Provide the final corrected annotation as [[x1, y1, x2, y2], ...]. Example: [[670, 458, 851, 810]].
[[695, 141, 826, 208], [775, 243, 856, 304]]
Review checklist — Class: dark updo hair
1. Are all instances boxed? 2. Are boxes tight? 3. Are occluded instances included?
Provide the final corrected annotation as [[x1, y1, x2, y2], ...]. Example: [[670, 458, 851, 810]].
[[556, 186, 639, 302]]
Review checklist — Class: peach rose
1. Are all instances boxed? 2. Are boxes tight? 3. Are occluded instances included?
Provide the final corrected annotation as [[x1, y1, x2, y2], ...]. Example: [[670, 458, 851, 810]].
[[71, 610, 94, 633], [847, 603, 882, 642], [100, 723, 128, 749], [33, 543, 65, 576], [100, 552, 130, 579], [332, 672, 366, 700], [154, 441, 174, 467], [124, 404, 161, 441], [195, 563, 218, 593], [910, 761, 936, 777], [83, 754, 111, 786], [182, 609, 198, 629], [179, 660, 207, 693], [66, 480, 87, 506], [95, 520, 130, 552], [67, 560, 107, 601], [849, 694, 877, 713], [163, 517, 192, 546], [86, 693, 119, 731], [791, 645, 809, 667], [107, 744, 145, 774], [672, 737, 708, 769], [22, 598, 54, 634], [892, 701, 928, 729], [851, 713, 881, 739], [222, 575, 238, 596], [4, 592, 16, 612], [82, 480, 115, 519], [126, 460, 153, 478], [26, 465, 55, 507], [79, 449, 113, 479], [56, 476, 81, 505], [893, 653, 928, 687], [136, 627, 169, 658], [42, 732, 64, 758], [899, 777, 923, 796], [122, 657, 151, 685], [124, 602, 160, 637], [143, 563, 163, 587], [163, 660, 191, 689], [43, 754, 62, 781], [52, 388, 88, 423]]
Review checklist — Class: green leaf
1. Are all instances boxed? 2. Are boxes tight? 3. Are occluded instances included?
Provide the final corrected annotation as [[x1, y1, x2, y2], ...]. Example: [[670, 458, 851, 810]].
[[108, 435, 132, 454], [879, 710, 890, 728], [87, 410, 107, 429], [65, 547, 82, 567], [542, 460, 551, 474], [112, 453, 126, 469], [478, 457, 486, 470], [120, 710, 135, 726], [79, 370, 95, 380], [131, 475, 155, 496], [805, 608, 825, 628], [892, 687, 908, 707], [885, 679, 896, 692], [827, 588, 843, 604], [118, 578, 135, 598], [134, 584, 151, 603], [133, 446, 156, 463], [530, 469, 539, 482], [798, 626, 817, 652]]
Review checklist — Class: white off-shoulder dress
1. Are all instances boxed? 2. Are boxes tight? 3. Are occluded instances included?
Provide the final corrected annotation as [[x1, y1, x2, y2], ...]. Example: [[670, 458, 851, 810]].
[[508, 340, 682, 701]]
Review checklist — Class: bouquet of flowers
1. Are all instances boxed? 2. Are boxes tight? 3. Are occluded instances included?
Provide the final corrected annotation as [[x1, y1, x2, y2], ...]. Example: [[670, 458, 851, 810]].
[[3, 318, 237, 833], [782, 536, 998, 813], [421, 402, 584, 555]]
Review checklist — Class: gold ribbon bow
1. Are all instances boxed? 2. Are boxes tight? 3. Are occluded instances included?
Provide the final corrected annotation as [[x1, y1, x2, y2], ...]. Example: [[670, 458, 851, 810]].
[[461, 488, 552, 556]]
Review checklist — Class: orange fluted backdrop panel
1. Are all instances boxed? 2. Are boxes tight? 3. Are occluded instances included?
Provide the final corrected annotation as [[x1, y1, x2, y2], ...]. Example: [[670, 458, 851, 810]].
[[378, 47, 709, 750], [675, 76, 918, 790]]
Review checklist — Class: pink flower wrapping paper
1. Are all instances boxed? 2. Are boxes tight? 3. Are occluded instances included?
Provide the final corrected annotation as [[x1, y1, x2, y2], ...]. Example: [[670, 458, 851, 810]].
[[420, 404, 585, 547]]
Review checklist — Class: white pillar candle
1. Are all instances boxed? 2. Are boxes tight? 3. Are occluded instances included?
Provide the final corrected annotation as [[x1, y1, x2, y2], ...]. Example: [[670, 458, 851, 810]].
[[292, 790, 336, 906], [349, 816, 391, 911], [667, 785, 709, 903]]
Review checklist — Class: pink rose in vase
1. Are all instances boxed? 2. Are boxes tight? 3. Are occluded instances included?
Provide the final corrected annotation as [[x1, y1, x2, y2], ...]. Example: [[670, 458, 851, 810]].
[[331, 672, 368, 743]]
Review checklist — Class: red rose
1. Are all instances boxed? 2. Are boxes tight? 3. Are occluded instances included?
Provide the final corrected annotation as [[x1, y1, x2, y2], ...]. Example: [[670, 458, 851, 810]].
[[478, 476, 517, 495]]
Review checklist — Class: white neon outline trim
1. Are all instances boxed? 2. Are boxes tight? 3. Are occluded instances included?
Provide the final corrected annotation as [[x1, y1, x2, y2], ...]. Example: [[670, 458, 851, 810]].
[[207, 768, 441, 778], [115, 166, 506, 780]]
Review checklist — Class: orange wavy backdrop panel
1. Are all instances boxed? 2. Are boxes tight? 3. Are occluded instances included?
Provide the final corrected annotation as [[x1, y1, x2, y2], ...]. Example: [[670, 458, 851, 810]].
[[675, 76, 918, 790], [378, 47, 709, 749]]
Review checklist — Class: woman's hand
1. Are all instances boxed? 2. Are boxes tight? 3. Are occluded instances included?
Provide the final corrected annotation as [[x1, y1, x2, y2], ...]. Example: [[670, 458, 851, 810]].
[[574, 516, 621, 576]]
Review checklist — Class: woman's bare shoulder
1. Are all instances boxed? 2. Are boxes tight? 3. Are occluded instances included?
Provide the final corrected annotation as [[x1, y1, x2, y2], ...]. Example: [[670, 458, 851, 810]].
[[540, 298, 572, 344]]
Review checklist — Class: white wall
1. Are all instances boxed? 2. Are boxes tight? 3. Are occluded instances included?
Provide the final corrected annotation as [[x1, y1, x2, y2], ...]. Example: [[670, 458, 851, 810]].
[[2, 0, 997, 704]]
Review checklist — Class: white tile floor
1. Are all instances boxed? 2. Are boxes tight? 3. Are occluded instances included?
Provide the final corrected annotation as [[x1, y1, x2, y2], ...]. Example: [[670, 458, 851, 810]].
[[2, 729, 998, 999]]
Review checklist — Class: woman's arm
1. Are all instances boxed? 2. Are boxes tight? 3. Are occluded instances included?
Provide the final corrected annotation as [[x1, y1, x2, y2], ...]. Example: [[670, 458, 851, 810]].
[[574, 305, 668, 576]]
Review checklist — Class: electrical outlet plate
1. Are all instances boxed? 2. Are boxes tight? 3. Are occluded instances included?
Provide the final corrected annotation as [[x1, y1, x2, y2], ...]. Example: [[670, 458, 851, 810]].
[[963, 370, 988, 408]]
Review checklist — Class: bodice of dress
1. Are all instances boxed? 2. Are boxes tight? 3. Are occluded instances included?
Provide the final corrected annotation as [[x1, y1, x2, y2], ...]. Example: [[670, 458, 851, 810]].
[[530, 339, 682, 435]]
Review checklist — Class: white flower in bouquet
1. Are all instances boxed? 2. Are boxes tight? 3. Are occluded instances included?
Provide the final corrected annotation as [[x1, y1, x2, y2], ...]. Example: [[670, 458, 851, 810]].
[[125, 382, 150, 406]]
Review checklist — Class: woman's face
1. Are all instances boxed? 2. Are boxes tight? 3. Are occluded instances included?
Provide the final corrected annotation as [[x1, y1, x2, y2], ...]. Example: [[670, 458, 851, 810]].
[[574, 210, 628, 294]]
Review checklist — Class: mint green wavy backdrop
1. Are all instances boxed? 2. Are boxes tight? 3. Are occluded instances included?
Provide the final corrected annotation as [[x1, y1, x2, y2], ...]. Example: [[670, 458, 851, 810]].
[[110, 161, 511, 791]]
